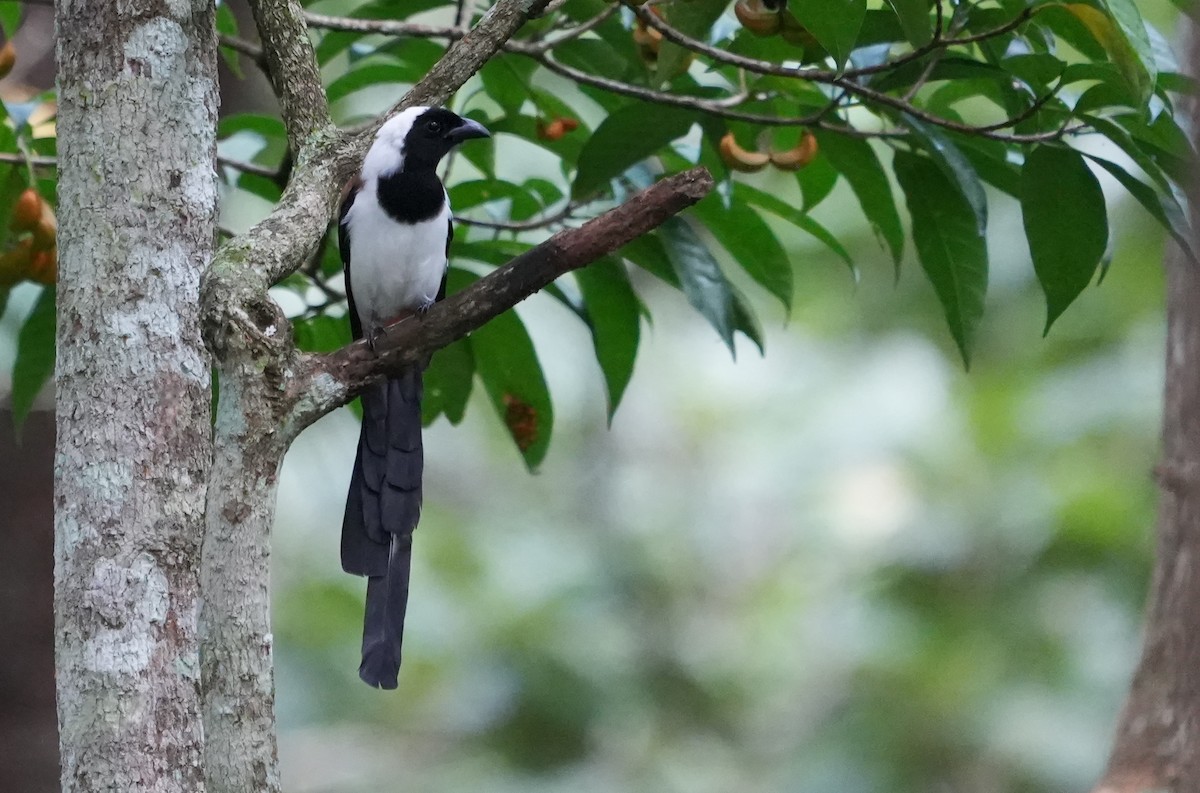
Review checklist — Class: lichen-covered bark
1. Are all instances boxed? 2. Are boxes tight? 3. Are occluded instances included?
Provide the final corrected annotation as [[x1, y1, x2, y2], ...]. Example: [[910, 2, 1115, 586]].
[[1095, 19, 1200, 793], [201, 374, 287, 793], [54, 0, 218, 791], [201, 291, 299, 793]]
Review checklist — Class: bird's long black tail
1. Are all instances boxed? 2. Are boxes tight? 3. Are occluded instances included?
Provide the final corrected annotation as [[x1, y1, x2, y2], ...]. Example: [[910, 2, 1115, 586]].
[[341, 367, 424, 690]]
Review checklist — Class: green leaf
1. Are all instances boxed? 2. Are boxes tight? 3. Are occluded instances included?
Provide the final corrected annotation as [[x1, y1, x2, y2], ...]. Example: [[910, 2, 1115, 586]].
[[814, 130, 905, 269], [791, 0, 868, 68], [1020, 146, 1108, 332], [1003, 53, 1069, 93], [1082, 113, 1176, 195], [424, 337, 475, 426], [797, 156, 839, 211], [571, 103, 697, 199], [554, 38, 635, 82], [901, 117, 988, 236], [312, 0, 449, 64], [658, 217, 740, 352], [894, 152, 988, 367], [449, 179, 541, 218], [487, 114, 586, 164], [576, 259, 641, 420], [218, 113, 287, 141], [480, 56, 535, 116], [954, 138, 1021, 197], [216, 3, 242, 78], [1061, 1, 1155, 106], [470, 299, 554, 468], [1101, 0, 1157, 91], [690, 191, 793, 312], [326, 63, 415, 104], [885, 0, 933, 46], [12, 285, 55, 431], [0, 2, 21, 39], [292, 314, 351, 354], [453, 239, 534, 266], [731, 287, 765, 355], [620, 233, 675, 284], [1084, 153, 1195, 262], [737, 183, 854, 273], [654, 0, 729, 85]]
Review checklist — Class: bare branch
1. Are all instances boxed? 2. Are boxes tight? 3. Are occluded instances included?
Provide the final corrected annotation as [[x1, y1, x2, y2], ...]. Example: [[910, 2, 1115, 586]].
[[217, 154, 284, 181], [288, 167, 715, 432], [623, 3, 1055, 142], [248, 0, 333, 150], [0, 151, 55, 169], [533, 54, 826, 126], [456, 203, 575, 231], [302, 12, 463, 43], [302, 6, 615, 55]]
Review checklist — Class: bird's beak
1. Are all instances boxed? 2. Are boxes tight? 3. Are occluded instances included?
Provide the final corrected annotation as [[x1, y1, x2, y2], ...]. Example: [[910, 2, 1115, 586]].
[[447, 118, 491, 143]]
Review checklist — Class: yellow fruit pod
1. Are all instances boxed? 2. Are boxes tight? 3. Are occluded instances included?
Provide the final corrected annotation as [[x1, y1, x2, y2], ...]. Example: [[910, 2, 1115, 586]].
[[0, 41, 15, 80], [769, 131, 819, 171], [734, 0, 782, 36], [719, 132, 771, 173]]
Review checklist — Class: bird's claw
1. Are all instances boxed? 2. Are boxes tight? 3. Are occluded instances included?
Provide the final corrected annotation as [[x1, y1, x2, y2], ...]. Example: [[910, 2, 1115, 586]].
[[367, 326, 385, 352]]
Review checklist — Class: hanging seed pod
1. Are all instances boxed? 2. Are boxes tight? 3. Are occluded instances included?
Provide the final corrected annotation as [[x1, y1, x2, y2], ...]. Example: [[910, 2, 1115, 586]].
[[719, 133, 771, 173]]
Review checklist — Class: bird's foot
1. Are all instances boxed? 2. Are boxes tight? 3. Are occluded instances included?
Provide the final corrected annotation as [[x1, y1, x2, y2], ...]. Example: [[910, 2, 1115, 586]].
[[367, 326, 385, 352], [415, 297, 436, 316]]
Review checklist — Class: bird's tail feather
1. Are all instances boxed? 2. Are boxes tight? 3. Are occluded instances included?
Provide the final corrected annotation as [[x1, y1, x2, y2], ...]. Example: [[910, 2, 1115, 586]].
[[341, 367, 424, 689]]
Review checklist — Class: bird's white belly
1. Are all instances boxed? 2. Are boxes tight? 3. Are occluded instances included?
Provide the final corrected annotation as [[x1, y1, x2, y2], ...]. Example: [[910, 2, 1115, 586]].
[[347, 197, 450, 333]]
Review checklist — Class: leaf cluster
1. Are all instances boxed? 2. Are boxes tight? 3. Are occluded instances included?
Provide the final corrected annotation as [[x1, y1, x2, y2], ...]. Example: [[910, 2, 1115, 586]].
[[3, 0, 1189, 459]]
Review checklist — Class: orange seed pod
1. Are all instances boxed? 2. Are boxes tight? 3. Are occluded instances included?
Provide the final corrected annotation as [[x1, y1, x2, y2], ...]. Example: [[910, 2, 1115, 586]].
[[719, 132, 771, 173]]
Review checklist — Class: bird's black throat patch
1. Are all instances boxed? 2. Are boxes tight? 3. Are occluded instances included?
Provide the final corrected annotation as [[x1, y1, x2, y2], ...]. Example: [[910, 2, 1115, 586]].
[[375, 170, 445, 224]]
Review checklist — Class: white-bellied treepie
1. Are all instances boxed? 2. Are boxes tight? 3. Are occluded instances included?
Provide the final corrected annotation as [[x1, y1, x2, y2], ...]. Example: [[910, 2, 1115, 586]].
[[339, 106, 489, 689]]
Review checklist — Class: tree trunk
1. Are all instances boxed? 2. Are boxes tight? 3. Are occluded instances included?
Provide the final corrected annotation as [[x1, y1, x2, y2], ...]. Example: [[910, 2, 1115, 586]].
[[1096, 18, 1200, 793], [53, 1, 218, 790], [201, 364, 290, 793]]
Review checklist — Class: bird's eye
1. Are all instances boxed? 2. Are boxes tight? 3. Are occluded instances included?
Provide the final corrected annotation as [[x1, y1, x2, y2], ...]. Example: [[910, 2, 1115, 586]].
[[427, 120, 442, 134]]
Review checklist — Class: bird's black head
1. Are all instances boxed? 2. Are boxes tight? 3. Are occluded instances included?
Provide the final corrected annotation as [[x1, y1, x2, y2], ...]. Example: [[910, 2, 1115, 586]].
[[363, 106, 490, 178]]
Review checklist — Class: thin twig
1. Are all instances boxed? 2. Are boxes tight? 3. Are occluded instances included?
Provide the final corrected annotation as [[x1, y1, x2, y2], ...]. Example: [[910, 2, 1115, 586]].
[[217, 154, 284, 180], [0, 151, 55, 168], [535, 55, 825, 126], [219, 33, 267, 68], [456, 202, 576, 231]]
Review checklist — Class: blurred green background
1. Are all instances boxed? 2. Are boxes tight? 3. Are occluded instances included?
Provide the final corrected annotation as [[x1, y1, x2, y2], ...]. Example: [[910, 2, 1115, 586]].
[[263, 161, 1163, 792], [0, 112, 1162, 793], [0, 1, 1172, 788]]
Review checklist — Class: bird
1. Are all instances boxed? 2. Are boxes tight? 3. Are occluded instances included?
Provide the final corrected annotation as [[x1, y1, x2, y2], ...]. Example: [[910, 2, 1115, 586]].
[[338, 105, 490, 689]]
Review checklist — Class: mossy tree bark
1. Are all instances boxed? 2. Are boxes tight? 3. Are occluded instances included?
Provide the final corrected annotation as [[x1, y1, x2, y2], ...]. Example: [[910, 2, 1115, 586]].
[[53, 1, 218, 791]]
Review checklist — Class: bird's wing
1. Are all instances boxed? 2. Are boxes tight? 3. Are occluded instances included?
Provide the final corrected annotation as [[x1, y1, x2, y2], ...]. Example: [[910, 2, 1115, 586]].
[[339, 177, 363, 341], [438, 216, 452, 302]]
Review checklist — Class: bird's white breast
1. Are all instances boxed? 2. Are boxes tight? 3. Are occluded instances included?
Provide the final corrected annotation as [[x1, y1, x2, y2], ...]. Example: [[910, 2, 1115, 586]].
[[344, 180, 451, 334]]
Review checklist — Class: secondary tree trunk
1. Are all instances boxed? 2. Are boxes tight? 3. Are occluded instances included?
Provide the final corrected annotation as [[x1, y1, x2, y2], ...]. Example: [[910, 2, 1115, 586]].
[[54, 1, 218, 791], [1095, 19, 1200, 793]]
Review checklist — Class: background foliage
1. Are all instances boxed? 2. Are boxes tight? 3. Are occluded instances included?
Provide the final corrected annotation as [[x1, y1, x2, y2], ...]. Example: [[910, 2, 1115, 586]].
[[0, 0, 1184, 788]]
